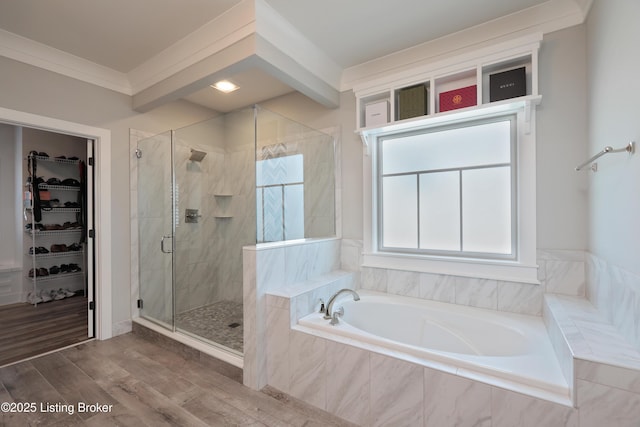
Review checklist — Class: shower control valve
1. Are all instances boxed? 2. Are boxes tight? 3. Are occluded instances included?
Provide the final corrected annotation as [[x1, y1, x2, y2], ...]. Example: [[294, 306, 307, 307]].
[[185, 209, 202, 223]]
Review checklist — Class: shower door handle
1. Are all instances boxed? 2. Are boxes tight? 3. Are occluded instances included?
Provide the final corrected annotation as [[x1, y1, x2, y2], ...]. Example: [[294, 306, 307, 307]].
[[160, 235, 173, 254]]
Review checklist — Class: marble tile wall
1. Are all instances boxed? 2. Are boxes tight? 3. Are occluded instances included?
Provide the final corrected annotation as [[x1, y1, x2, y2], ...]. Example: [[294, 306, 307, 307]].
[[586, 252, 640, 351], [340, 240, 586, 316], [266, 286, 640, 426], [254, 241, 640, 425], [243, 237, 341, 390], [265, 314, 586, 426], [542, 293, 640, 425]]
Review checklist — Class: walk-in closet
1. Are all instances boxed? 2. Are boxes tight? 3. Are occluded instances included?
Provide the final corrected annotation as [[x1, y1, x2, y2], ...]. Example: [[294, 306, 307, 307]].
[[0, 125, 94, 366]]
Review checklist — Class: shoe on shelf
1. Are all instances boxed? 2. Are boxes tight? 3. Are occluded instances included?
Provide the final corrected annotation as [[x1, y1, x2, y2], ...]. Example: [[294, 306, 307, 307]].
[[51, 289, 65, 301], [39, 290, 52, 303], [50, 244, 68, 253], [68, 263, 82, 273], [49, 265, 60, 275], [46, 177, 62, 185], [27, 292, 42, 304]]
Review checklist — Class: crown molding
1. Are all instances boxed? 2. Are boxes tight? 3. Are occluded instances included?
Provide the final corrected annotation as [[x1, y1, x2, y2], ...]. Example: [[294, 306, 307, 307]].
[[341, 0, 587, 91], [0, 0, 341, 109], [0, 28, 131, 94], [0, 0, 592, 105]]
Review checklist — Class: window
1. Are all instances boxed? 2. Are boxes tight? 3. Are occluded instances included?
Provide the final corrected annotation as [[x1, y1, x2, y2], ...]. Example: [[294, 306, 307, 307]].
[[362, 102, 538, 284], [256, 154, 304, 242], [378, 116, 516, 259]]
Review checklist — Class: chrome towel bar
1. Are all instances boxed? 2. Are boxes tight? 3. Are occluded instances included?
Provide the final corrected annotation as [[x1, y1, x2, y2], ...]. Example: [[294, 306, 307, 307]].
[[575, 141, 635, 172]]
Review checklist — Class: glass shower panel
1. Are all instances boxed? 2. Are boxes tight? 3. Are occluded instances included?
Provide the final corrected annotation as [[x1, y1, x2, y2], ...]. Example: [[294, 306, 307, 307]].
[[172, 108, 255, 355], [137, 131, 174, 328], [255, 107, 335, 243]]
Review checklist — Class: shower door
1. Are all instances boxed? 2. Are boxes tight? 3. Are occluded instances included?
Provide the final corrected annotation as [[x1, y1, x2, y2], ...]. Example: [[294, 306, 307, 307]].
[[136, 109, 256, 355], [137, 131, 175, 328]]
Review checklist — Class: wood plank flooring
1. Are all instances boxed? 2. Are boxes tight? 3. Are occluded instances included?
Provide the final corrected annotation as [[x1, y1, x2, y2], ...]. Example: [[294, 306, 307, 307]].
[[0, 333, 355, 426], [0, 296, 89, 367]]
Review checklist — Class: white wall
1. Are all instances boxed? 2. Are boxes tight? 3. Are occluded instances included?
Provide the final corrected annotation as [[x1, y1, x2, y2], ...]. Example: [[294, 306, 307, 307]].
[[263, 26, 589, 252], [0, 19, 594, 328], [0, 124, 19, 266], [536, 25, 589, 250], [0, 55, 216, 329], [586, 0, 640, 276]]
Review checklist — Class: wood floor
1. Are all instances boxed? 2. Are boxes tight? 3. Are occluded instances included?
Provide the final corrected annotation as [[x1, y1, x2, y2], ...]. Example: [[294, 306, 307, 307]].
[[0, 296, 89, 367], [0, 333, 355, 427]]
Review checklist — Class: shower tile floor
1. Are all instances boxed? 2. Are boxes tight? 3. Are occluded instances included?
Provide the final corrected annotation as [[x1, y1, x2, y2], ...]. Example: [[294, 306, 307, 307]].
[[175, 300, 243, 352]]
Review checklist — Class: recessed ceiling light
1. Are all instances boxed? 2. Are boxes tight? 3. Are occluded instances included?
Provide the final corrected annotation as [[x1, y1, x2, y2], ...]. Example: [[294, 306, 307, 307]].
[[211, 80, 239, 93]]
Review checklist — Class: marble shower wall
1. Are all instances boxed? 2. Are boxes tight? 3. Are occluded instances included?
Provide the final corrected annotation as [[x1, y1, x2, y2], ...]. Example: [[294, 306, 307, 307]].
[[174, 109, 256, 314]]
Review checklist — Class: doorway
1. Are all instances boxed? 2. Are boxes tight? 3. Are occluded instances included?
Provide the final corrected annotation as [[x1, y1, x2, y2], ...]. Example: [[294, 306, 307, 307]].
[[0, 126, 94, 366], [0, 106, 112, 365]]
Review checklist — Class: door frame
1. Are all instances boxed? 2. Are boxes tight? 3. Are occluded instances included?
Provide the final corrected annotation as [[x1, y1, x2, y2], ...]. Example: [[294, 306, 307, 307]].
[[0, 106, 112, 340]]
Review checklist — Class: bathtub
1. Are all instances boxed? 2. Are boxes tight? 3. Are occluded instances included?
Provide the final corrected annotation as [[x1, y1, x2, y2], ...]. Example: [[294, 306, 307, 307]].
[[297, 290, 569, 403]]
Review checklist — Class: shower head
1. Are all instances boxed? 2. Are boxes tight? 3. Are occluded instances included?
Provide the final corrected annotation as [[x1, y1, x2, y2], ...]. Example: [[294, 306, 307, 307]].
[[189, 149, 207, 162]]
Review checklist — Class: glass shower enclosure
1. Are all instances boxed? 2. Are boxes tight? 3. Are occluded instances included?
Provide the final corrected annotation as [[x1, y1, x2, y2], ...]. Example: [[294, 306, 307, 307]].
[[136, 105, 335, 356]]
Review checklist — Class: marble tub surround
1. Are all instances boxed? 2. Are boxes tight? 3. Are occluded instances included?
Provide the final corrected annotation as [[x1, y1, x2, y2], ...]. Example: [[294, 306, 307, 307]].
[[266, 270, 356, 326], [543, 293, 640, 424], [537, 249, 586, 297], [356, 249, 586, 317], [360, 266, 543, 316], [243, 237, 341, 390], [264, 286, 640, 426], [265, 270, 356, 395], [266, 289, 580, 426], [586, 252, 640, 351]]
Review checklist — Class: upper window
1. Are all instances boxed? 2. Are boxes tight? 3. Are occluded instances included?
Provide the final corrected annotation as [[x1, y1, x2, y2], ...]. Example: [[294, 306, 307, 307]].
[[377, 115, 516, 260]]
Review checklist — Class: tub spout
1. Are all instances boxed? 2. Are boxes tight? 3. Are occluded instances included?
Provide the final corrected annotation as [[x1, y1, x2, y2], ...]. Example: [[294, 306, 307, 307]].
[[324, 289, 360, 320]]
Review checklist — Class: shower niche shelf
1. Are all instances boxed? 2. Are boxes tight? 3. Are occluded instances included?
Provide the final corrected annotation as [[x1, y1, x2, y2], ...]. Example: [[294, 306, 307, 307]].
[[213, 192, 233, 218]]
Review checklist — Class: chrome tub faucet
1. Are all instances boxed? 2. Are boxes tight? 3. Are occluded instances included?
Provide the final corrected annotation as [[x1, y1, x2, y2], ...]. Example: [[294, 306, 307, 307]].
[[324, 288, 360, 324]]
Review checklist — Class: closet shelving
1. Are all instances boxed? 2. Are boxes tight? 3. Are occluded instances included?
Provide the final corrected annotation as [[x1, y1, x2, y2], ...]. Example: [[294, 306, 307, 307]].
[[25, 154, 86, 305]]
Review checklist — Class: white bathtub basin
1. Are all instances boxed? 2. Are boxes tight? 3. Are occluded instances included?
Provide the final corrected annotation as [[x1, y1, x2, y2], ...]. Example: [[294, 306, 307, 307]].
[[298, 290, 569, 402]]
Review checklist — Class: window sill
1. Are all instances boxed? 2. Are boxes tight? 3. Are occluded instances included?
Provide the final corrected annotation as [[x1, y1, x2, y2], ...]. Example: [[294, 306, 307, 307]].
[[362, 251, 539, 284]]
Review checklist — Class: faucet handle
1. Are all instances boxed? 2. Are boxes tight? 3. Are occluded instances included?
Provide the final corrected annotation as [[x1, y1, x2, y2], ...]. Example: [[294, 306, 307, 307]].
[[318, 298, 325, 313], [330, 306, 344, 325]]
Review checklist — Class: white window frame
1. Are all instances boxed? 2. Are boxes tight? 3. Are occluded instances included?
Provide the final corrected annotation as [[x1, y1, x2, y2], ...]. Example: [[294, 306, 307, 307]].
[[360, 101, 538, 284]]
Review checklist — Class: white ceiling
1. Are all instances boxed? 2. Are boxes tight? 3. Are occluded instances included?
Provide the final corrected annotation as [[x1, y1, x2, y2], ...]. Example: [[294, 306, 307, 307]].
[[0, 0, 583, 112]]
